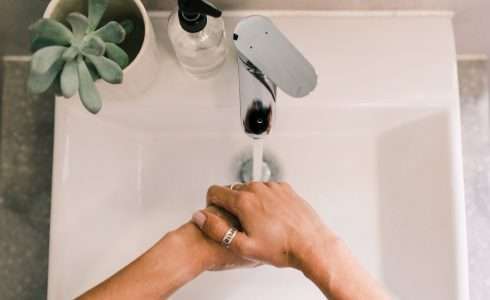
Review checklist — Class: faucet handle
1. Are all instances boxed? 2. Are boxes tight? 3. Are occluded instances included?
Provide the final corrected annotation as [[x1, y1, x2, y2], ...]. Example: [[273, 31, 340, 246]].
[[233, 15, 317, 98]]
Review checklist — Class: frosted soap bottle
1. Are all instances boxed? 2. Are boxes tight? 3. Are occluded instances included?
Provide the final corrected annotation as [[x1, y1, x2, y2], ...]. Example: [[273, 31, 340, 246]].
[[168, 0, 227, 78]]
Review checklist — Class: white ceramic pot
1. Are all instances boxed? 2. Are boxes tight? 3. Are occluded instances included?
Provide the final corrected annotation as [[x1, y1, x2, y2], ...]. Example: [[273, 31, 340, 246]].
[[43, 0, 161, 106]]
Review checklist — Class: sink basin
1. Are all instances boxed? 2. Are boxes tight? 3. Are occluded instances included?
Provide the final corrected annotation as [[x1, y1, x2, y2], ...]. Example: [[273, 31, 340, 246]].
[[48, 11, 469, 300]]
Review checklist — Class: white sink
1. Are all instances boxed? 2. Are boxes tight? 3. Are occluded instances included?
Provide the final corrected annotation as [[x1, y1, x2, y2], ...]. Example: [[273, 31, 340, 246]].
[[48, 11, 469, 300]]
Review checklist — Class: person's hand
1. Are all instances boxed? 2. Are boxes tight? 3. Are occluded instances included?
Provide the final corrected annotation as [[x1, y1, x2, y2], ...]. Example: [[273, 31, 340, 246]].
[[191, 182, 338, 270], [192, 183, 391, 299], [80, 183, 389, 300], [78, 206, 257, 300], [169, 207, 258, 273]]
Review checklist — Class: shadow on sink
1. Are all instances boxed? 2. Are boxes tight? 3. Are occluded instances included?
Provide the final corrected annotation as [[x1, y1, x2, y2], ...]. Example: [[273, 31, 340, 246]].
[[378, 110, 463, 299]]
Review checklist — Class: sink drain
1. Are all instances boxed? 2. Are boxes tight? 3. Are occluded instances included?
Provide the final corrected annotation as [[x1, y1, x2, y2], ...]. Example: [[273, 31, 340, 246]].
[[239, 159, 272, 182], [237, 151, 281, 183]]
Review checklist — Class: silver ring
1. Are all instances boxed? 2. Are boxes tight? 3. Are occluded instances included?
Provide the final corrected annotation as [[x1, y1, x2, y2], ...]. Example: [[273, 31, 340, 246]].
[[230, 183, 243, 191], [222, 227, 238, 248]]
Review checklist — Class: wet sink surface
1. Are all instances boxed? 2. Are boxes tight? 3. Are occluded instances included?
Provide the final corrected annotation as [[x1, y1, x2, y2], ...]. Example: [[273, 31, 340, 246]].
[[48, 11, 468, 300]]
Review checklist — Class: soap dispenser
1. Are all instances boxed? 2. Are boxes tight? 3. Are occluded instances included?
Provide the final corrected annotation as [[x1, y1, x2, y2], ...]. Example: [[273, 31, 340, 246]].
[[168, 0, 227, 78]]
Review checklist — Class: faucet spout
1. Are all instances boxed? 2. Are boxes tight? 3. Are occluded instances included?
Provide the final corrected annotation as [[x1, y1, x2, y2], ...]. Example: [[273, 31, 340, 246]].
[[233, 15, 317, 139], [238, 55, 276, 139]]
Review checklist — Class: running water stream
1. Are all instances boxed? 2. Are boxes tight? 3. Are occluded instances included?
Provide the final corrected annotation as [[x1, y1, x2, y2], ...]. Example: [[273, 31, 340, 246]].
[[252, 139, 264, 181]]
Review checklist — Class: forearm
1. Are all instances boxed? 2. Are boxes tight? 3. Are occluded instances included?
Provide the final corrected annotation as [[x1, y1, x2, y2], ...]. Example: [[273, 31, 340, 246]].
[[78, 224, 204, 300], [299, 237, 391, 300]]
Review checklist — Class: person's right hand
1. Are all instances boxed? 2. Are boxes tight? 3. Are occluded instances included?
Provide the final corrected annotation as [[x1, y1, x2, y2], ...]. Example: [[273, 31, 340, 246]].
[[192, 182, 391, 300], [191, 182, 338, 270]]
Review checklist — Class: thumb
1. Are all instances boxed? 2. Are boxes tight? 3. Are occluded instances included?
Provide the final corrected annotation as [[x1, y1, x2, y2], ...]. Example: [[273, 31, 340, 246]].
[[192, 210, 255, 258]]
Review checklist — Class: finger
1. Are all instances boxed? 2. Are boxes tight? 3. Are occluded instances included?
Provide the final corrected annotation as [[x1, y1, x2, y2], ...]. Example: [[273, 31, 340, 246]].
[[243, 182, 277, 197], [206, 205, 242, 230], [192, 210, 255, 258], [263, 181, 280, 189], [264, 181, 290, 197], [206, 185, 243, 216]]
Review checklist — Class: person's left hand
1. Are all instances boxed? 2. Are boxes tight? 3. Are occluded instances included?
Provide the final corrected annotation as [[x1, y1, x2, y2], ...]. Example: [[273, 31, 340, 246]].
[[77, 206, 258, 300], [168, 206, 258, 272]]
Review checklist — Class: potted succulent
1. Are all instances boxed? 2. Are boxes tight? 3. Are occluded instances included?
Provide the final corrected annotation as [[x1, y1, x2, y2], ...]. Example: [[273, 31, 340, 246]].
[[28, 0, 160, 114]]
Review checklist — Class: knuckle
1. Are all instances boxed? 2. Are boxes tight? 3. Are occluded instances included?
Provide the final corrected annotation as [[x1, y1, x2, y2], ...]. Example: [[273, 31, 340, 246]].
[[202, 223, 214, 236], [208, 184, 222, 193], [236, 191, 252, 202], [235, 241, 253, 257], [236, 192, 255, 209], [205, 215, 223, 237], [247, 182, 263, 192], [268, 182, 280, 189], [235, 244, 248, 256], [206, 185, 224, 203], [206, 185, 218, 198], [200, 214, 212, 232], [278, 181, 292, 190]]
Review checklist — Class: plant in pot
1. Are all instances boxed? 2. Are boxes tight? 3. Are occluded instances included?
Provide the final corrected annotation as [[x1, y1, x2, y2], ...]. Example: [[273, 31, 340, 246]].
[[28, 0, 139, 114]]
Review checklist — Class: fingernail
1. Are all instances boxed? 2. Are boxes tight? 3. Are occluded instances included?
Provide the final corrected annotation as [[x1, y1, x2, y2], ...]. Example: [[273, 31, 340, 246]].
[[192, 211, 206, 229]]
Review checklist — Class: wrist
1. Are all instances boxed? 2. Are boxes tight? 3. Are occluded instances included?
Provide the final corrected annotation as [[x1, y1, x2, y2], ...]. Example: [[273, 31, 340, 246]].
[[292, 226, 339, 271], [84, 224, 207, 300], [154, 224, 208, 286], [297, 235, 391, 300], [295, 230, 343, 285]]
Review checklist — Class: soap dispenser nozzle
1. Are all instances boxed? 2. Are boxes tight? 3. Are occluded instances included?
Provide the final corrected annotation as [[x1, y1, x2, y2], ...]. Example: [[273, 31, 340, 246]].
[[168, 0, 226, 78], [178, 0, 222, 33]]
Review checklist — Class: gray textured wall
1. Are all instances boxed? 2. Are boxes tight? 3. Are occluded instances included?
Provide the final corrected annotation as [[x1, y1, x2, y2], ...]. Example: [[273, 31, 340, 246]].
[[0, 1, 50, 56]]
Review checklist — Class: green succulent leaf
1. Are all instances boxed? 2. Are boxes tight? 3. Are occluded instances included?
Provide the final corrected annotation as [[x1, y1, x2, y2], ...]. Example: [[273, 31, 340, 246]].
[[93, 21, 126, 44], [88, 0, 109, 30], [31, 46, 67, 74], [120, 20, 135, 35], [62, 46, 79, 61], [67, 13, 90, 40], [60, 60, 79, 98], [86, 61, 101, 81], [80, 35, 106, 56], [29, 19, 73, 46], [77, 56, 102, 114], [85, 55, 123, 84], [105, 43, 129, 68], [28, 59, 64, 94], [31, 36, 59, 52]]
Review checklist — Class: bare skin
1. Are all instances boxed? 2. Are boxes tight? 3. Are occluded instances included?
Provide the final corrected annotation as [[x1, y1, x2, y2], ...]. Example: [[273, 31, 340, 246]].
[[193, 182, 391, 300], [78, 209, 256, 300], [79, 182, 390, 299]]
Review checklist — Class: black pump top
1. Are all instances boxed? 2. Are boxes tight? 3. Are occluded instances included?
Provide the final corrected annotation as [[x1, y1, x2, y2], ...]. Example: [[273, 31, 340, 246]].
[[178, 0, 222, 33]]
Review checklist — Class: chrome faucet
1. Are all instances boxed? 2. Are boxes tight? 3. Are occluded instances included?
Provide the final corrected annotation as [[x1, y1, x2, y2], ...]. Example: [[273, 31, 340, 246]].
[[233, 16, 318, 139]]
